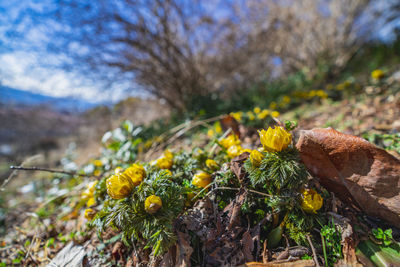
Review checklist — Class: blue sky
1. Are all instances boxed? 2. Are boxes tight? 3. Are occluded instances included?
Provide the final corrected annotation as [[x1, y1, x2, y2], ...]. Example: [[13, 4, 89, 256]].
[[0, 0, 399, 104]]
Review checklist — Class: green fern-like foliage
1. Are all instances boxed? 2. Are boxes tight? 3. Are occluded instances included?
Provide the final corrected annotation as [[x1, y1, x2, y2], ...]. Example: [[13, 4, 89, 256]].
[[243, 146, 319, 246], [285, 207, 318, 245], [91, 170, 184, 256], [245, 147, 308, 192]]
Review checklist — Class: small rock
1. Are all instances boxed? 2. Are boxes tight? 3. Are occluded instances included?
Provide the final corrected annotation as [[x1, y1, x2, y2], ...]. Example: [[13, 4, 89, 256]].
[[47, 242, 86, 267]]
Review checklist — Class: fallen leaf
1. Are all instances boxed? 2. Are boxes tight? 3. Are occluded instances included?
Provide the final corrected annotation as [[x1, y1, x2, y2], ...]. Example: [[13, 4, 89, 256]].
[[242, 259, 315, 267], [296, 128, 400, 227], [220, 115, 241, 138], [176, 231, 193, 267]]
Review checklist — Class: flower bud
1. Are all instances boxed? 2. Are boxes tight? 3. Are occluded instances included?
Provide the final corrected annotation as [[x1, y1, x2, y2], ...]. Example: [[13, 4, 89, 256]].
[[145, 195, 162, 214]]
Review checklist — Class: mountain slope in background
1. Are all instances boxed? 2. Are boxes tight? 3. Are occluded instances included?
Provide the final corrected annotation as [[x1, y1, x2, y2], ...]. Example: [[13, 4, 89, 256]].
[[0, 86, 99, 112]]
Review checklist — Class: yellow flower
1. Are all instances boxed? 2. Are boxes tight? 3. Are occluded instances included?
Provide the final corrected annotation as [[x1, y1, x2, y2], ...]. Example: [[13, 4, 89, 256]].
[[120, 164, 146, 186], [259, 126, 292, 152], [164, 169, 172, 176], [84, 208, 96, 220], [206, 159, 219, 170], [145, 195, 162, 214], [300, 189, 323, 214], [257, 109, 270, 120], [93, 169, 101, 177], [220, 134, 241, 149], [86, 197, 96, 207], [326, 84, 334, 90], [247, 111, 255, 121], [336, 83, 345, 91], [106, 174, 134, 199], [81, 181, 98, 200], [93, 160, 103, 167], [343, 80, 352, 88], [207, 129, 215, 138], [214, 121, 222, 134], [156, 157, 173, 169], [250, 150, 264, 167], [144, 140, 153, 149], [192, 172, 212, 188], [227, 145, 243, 158], [269, 102, 277, 109], [271, 111, 280, 118], [253, 107, 261, 114], [164, 149, 174, 159], [371, 69, 385, 80], [282, 96, 291, 104], [316, 90, 328, 99], [230, 112, 242, 122]]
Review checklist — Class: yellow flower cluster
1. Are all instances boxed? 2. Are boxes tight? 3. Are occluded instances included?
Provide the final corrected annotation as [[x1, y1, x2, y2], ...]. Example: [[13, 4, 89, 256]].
[[300, 188, 323, 214], [145, 195, 162, 214], [219, 134, 251, 158], [259, 126, 292, 152], [220, 134, 241, 149], [156, 149, 174, 169], [81, 181, 98, 207], [293, 90, 328, 99], [207, 121, 223, 138], [192, 172, 212, 188], [230, 108, 280, 123], [106, 164, 146, 199], [230, 111, 242, 121]]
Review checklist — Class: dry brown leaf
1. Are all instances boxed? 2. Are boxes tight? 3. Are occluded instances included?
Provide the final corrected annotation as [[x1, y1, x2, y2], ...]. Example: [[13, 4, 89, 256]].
[[242, 231, 254, 262], [220, 115, 241, 138], [242, 259, 315, 267], [176, 231, 193, 267], [296, 127, 400, 227]]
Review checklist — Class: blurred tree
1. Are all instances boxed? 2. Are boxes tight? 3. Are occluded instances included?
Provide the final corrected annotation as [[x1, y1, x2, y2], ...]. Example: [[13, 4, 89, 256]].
[[2, 0, 396, 112]]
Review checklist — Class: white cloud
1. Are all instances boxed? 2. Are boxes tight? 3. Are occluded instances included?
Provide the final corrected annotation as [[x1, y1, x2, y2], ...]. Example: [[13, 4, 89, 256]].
[[0, 51, 138, 103]]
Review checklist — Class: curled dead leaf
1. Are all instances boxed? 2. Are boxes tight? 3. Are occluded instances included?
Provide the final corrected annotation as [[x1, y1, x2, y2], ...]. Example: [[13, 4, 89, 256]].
[[296, 128, 400, 227]]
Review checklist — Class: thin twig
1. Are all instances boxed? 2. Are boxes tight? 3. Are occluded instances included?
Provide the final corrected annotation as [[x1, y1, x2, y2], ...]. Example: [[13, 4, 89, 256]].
[[307, 234, 321, 267], [205, 186, 287, 198], [9, 166, 89, 177], [144, 115, 226, 160], [1, 154, 43, 191], [209, 128, 232, 156]]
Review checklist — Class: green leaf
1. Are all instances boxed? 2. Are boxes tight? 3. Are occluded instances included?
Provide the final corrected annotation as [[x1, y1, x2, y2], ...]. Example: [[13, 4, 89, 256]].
[[356, 240, 400, 267], [373, 228, 384, 239], [267, 226, 283, 248], [384, 229, 393, 239]]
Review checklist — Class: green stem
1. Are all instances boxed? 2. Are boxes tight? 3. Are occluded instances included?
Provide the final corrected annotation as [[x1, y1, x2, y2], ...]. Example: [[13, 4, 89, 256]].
[[321, 233, 328, 267]]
